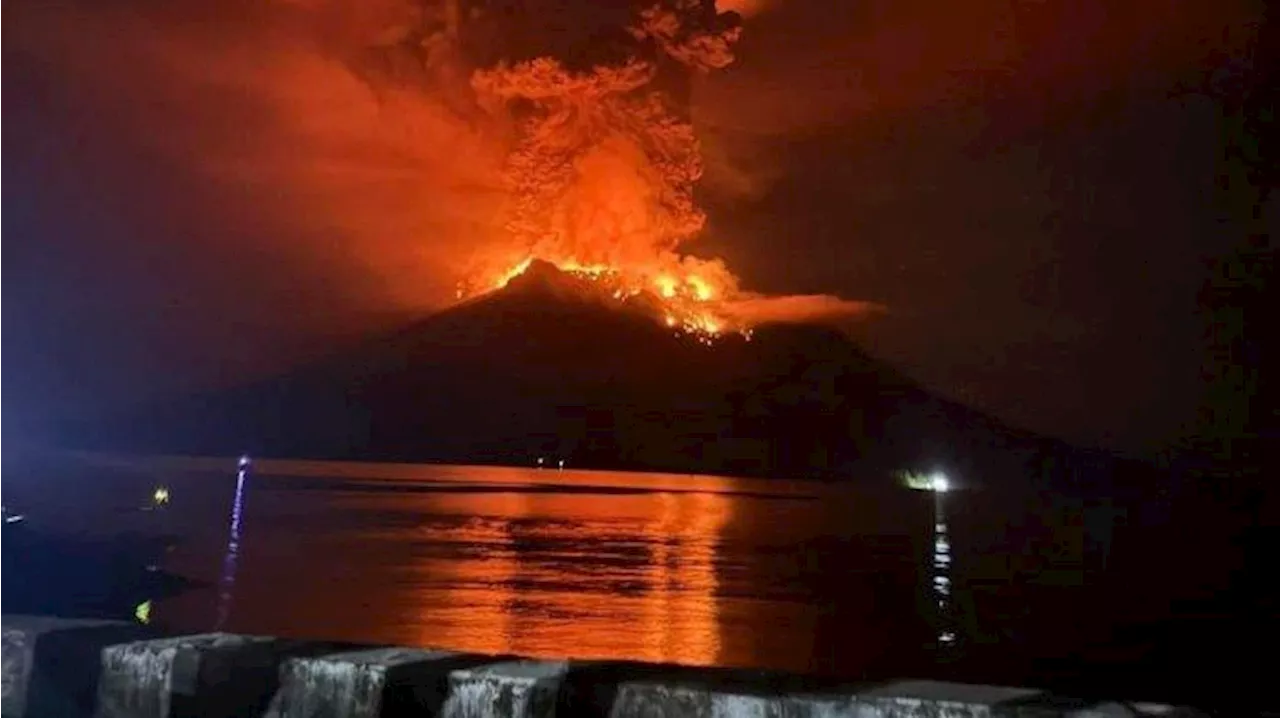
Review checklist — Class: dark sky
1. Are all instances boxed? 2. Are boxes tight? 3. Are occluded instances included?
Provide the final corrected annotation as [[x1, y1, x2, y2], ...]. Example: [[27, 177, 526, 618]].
[[691, 0, 1270, 451], [3, 0, 1270, 454]]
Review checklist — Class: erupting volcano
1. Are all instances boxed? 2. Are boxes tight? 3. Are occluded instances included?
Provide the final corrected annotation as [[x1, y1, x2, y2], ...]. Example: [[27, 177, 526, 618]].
[[449, 0, 867, 339], [75, 256, 1085, 484], [482, 256, 738, 341], [60, 0, 1100, 486]]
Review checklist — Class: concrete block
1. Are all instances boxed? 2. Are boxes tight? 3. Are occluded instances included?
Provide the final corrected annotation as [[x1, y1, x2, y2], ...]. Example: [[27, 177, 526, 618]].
[[609, 681, 861, 718], [857, 680, 1043, 718], [266, 647, 488, 718], [1060, 702, 1208, 718], [2, 614, 154, 718], [442, 660, 570, 718], [94, 633, 344, 718]]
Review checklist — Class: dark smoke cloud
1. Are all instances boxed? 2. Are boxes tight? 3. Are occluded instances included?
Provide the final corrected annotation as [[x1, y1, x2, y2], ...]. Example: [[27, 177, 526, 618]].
[[4, 0, 509, 422], [687, 0, 1267, 451]]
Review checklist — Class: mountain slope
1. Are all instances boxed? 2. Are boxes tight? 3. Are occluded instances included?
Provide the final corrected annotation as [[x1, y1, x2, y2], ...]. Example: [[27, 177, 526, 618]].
[[73, 262, 1083, 483]]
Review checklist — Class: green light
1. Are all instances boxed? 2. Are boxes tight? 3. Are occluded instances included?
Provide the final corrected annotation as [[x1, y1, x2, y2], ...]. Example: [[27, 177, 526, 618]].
[[897, 470, 936, 491], [134, 600, 152, 624], [897, 470, 952, 492]]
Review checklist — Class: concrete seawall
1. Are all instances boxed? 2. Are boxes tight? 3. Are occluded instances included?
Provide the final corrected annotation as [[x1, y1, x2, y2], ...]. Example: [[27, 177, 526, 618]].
[[2, 616, 1208, 718]]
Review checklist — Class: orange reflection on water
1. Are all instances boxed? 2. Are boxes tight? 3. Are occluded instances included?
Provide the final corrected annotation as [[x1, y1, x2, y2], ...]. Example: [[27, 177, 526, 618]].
[[400, 475, 733, 666]]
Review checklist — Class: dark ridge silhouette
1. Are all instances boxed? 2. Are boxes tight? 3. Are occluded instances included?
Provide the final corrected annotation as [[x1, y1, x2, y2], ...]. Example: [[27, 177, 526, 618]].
[[69, 260, 1118, 487]]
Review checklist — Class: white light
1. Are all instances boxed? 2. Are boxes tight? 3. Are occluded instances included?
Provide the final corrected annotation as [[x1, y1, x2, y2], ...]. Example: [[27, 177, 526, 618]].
[[238, 455, 252, 470], [932, 473, 950, 493]]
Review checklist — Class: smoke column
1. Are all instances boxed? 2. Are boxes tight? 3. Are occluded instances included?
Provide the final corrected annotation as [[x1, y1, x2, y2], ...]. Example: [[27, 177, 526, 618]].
[[8, 0, 881, 362]]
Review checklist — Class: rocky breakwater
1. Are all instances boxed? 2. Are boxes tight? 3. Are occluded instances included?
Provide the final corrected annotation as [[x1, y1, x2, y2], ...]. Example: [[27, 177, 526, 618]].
[[1, 616, 1213, 718]]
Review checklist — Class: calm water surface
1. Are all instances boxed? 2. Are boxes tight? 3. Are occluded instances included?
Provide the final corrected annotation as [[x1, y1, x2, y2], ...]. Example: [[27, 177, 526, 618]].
[[12, 453, 1173, 689], [10, 451, 1278, 708], [12, 450, 1276, 705], [47, 456, 960, 676]]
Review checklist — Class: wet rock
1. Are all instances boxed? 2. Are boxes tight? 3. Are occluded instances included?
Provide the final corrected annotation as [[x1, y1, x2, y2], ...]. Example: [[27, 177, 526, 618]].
[[94, 633, 341, 718], [266, 647, 486, 718], [2, 614, 153, 718], [857, 681, 1043, 717], [442, 660, 570, 718], [609, 681, 861, 718], [1053, 702, 1208, 718]]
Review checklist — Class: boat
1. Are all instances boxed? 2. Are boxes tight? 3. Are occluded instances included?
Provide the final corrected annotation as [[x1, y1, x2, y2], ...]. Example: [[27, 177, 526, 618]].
[[0, 504, 25, 527]]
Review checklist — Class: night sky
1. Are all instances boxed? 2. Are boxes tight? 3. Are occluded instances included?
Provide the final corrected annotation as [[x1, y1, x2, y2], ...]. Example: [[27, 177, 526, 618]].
[[3, 0, 1270, 455]]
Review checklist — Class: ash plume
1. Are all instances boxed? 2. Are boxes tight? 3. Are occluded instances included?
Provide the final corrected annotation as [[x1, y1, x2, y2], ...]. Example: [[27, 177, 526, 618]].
[[8, 0, 882, 364], [462, 0, 878, 327], [465, 0, 743, 291]]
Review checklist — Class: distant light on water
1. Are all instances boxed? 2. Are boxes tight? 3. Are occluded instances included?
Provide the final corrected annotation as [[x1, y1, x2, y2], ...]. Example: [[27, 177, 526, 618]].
[[1, 504, 23, 527], [897, 469, 955, 493], [216, 458, 251, 630], [930, 476, 957, 654]]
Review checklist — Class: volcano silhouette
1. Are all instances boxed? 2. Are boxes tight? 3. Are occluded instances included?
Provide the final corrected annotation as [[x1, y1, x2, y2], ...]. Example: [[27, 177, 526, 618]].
[[75, 260, 1091, 483]]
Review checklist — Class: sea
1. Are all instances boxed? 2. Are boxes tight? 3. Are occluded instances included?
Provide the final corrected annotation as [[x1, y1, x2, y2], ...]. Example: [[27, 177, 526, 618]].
[[3, 451, 1272, 705]]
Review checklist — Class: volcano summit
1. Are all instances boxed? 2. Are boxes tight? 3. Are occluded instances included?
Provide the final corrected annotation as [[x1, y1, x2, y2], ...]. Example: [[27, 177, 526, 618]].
[[76, 261, 1091, 485]]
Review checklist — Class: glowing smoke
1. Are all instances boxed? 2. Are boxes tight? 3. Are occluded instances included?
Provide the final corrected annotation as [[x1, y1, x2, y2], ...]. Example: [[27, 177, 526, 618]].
[[8, 0, 507, 315], [720, 294, 886, 325], [465, 0, 874, 329], [463, 1, 743, 301], [9, 0, 880, 345]]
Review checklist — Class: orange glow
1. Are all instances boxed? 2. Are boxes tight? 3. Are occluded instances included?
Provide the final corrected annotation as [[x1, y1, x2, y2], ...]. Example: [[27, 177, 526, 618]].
[[451, 0, 875, 340], [457, 5, 751, 344], [390, 468, 734, 666], [463, 253, 744, 341], [687, 276, 714, 302], [493, 257, 535, 290], [655, 275, 678, 298]]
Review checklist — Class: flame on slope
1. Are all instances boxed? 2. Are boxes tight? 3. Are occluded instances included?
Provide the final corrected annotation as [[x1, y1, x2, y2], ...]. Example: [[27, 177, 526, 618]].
[[456, 251, 883, 346], [459, 254, 742, 344]]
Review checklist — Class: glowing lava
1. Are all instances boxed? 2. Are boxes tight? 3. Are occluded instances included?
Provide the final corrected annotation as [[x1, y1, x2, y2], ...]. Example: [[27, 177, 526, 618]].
[[473, 254, 742, 343]]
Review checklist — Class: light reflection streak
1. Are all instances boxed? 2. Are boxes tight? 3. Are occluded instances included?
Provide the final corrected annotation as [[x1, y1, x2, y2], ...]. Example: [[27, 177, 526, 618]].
[[933, 490, 956, 651], [407, 478, 730, 666], [215, 462, 249, 630]]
